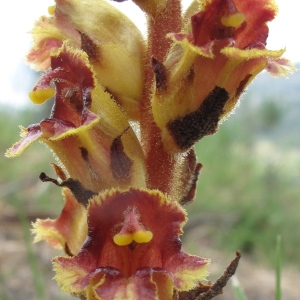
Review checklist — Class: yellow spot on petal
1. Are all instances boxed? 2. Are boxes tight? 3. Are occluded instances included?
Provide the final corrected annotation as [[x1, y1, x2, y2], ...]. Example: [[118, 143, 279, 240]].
[[133, 230, 153, 243], [221, 13, 245, 28], [48, 5, 56, 15], [113, 233, 133, 246], [29, 88, 55, 104]]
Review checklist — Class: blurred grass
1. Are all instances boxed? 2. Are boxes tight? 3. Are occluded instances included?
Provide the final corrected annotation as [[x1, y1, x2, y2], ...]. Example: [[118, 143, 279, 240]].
[[0, 105, 62, 215], [13, 195, 46, 300], [0, 106, 68, 299], [275, 235, 282, 300], [188, 99, 300, 268], [232, 276, 247, 300]]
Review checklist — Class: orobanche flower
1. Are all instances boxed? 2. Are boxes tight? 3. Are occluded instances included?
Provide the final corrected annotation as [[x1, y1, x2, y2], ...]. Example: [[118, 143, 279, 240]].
[[152, 0, 295, 153], [7, 44, 146, 192], [27, 0, 145, 119], [6, 0, 294, 299], [53, 188, 209, 300]]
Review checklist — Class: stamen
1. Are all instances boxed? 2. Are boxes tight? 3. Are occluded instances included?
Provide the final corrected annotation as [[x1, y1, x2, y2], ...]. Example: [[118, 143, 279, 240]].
[[29, 88, 55, 104], [221, 13, 245, 28], [48, 5, 56, 15]]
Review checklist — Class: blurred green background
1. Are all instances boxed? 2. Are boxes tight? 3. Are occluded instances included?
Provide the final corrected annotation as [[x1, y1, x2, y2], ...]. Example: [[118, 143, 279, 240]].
[[0, 67, 299, 299]]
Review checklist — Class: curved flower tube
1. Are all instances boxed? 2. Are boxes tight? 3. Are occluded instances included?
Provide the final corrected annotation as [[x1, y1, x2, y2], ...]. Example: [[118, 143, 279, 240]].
[[53, 188, 209, 299], [27, 0, 145, 119], [6, 44, 146, 192], [151, 0, 295, 152]]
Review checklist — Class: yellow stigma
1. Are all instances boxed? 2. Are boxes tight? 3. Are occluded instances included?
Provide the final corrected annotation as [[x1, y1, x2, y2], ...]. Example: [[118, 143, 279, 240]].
[[113, 230, 153, 246], [29, 88, 55, 104], [133, 230, 153, 243], [113, 233, 133, 246], [48, 5, 56, 15], [221, 13, 245, 27]]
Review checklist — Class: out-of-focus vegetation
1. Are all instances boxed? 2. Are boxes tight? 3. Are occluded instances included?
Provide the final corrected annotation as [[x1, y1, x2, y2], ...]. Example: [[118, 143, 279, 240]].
[[0, 105, 72, 300], [187, 70, 300, 268], [0, 104, 62, 216]]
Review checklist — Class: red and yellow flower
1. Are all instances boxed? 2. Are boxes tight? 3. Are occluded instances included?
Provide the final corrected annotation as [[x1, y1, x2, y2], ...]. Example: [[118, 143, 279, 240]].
[[53, 188, 209, 299], [6, 44, 146, 192], [27, 0, 145, 119], [151, 0, 295, 152]]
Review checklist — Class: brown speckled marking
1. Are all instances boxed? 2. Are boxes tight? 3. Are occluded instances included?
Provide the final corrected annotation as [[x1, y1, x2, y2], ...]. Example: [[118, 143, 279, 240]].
[[110, 130, 133, 182], [79, 31, 99, 61], [180, 163, 202, 205], [152, 57, 167, 91], [235, 74, 252, 98], [167, 86, 229, 150], [80, 147, 89, 162]]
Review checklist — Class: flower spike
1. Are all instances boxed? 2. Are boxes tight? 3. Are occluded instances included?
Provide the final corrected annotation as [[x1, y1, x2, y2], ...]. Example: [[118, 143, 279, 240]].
[[6, 0, 295, 298]]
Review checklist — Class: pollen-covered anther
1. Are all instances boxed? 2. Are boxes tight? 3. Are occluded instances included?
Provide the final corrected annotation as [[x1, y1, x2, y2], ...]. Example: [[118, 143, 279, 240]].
[[221, 13, 245, 27], [113, 209, 153, 246], [48, 5, 56, 15], [29, 88, 55, 104]]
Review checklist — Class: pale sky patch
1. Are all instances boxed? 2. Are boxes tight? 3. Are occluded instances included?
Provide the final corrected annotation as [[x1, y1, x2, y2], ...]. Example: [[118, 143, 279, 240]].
[[1, 0, 299, 107]]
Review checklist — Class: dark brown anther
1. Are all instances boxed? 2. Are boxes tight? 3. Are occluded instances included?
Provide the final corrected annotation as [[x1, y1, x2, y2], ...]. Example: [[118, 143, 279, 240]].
[[39, 172, 97, 206], [167, 86, 229, 150], [152, 57, 167, 92]]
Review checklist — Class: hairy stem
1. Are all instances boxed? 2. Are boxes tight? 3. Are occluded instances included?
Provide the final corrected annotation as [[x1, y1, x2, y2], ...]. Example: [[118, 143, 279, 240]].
[[140, 0, 182, 193]]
